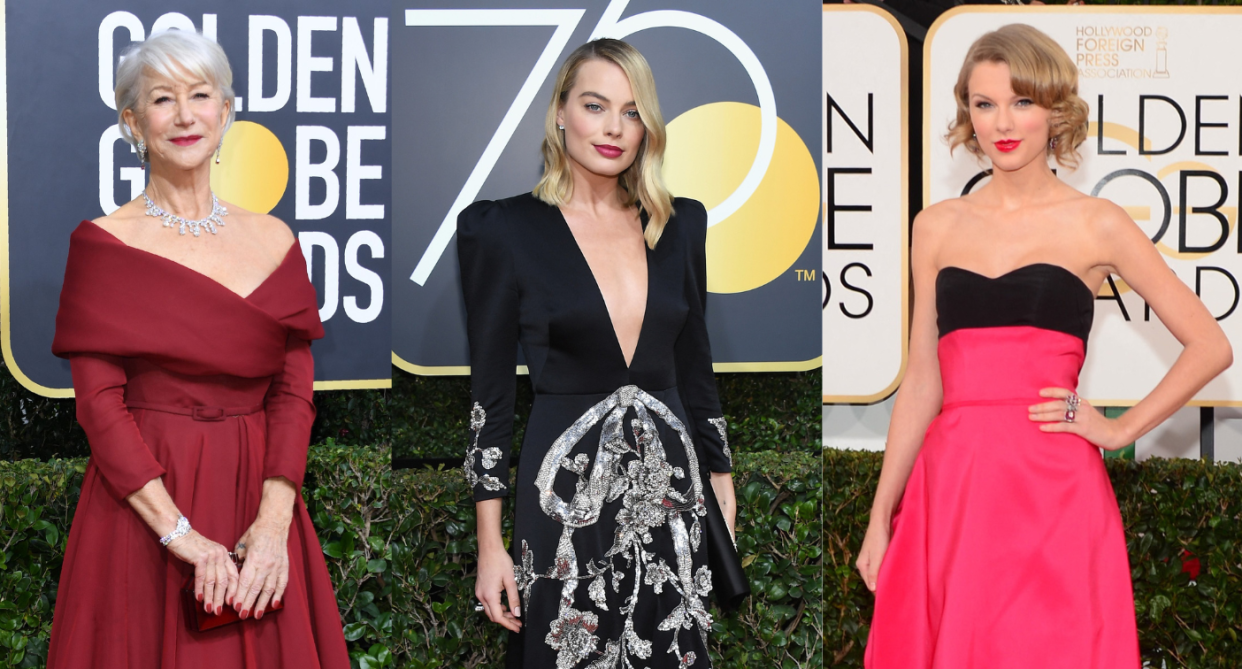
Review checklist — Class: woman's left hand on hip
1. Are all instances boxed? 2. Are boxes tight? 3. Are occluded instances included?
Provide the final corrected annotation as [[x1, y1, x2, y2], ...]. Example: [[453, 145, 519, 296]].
[[1029, 387, 1132, 451]]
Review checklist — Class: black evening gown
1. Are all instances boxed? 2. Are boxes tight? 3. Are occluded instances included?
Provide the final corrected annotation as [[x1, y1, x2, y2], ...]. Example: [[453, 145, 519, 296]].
[[458, 193, 733, 669]]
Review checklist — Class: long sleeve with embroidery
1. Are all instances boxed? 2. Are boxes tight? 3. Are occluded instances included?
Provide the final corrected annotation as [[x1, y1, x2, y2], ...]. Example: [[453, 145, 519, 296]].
[[457, 200, 519, 501]]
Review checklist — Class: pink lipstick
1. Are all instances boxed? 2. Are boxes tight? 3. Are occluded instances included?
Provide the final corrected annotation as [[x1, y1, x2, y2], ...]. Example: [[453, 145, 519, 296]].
[[595, 144, 623, 158], [171, 135, 202, 146]]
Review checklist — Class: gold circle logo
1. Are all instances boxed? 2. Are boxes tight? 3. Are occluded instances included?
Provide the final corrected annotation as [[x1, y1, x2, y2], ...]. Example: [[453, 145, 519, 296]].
[[664, 102, 819, 294], [210, 120, 289, 214]]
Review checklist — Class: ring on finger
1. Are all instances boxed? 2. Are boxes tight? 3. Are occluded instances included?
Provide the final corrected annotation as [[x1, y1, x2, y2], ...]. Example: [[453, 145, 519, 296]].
[[474, 600, 486, 613], [1064, 393, 1080, 423]]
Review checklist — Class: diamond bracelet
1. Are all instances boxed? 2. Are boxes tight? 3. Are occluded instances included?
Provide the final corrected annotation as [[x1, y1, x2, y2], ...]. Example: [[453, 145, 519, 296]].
[[160, 515, 191, 546]]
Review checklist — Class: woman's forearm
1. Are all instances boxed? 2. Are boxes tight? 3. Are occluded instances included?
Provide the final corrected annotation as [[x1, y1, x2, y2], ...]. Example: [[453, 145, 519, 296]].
[[1116, 335, 1232, 444], [476, 498, 506, 553], [254, 477, 298, 529], [709, 472, 736, 535], [125, 476, 183, 538], [870, 377, 942, 524]]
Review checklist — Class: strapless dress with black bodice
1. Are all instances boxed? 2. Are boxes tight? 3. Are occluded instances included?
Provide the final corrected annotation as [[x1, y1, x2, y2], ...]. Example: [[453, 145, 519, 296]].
[[866, 263, 1139, 669]]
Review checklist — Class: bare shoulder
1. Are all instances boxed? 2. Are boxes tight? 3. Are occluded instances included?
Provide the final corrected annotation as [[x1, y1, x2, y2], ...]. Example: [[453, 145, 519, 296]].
[[915, 198, 962, 225], [912, 198, 963, 249], [1087, 194, 1137, 225], [221, 201, 296, 258], [90, 199, 147, 242], [1081, 195, 1135, 233]]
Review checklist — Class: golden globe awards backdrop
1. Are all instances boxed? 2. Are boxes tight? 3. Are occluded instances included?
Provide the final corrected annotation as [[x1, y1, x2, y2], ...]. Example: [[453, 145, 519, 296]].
[[392, 0, 822, 374], [823, 5, 908, 403], [928, 8, 1242, 405], [1, 1, 391, 396]]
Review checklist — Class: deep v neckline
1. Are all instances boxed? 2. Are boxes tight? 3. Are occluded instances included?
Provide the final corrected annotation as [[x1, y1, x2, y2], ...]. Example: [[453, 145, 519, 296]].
[[553, 206, 651, 370], [82, 220, 297, 301]]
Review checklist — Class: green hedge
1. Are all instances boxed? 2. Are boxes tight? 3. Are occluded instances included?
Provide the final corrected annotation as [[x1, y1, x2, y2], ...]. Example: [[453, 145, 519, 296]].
[[0, 443, 392, 669], [0, 359, 389, 462], [0, 363, 82, 462], [392, 368, 822, 460], [392, 451, 823, 668], [824, 449, 1242, 668]]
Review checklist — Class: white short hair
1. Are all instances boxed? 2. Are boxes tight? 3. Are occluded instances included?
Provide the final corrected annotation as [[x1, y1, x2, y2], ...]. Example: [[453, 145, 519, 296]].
[[115, 30, 236, 146]]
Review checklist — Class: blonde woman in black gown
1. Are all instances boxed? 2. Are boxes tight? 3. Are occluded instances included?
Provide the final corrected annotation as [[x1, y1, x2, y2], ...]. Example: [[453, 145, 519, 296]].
[[459, 39, 738, 668]]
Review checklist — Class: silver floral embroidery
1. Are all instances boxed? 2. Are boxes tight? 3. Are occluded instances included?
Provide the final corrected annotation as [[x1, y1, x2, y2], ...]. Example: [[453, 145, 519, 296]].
[[518, 385, 712, 668], [707, 417, 731, 468], [547, 607, 600, 669], [694, 566, 713, 598], [464, 402, 506, 492], [481, 447, 503, 469], [588, 574, 609, 611]]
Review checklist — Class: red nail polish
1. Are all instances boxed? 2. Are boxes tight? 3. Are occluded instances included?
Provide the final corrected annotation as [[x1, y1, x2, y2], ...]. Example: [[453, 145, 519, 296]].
[[255, 610, 263, 620], [197, 593, 203, 603], [241, 609, 249, 619]]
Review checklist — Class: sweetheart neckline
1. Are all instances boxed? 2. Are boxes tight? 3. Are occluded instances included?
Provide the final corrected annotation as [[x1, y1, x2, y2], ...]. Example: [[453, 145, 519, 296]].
[[938, 263, 1095, 301]]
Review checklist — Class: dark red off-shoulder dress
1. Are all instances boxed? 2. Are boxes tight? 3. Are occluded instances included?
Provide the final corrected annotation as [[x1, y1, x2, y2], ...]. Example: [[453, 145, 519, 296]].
[[47, 221, 349, 668]]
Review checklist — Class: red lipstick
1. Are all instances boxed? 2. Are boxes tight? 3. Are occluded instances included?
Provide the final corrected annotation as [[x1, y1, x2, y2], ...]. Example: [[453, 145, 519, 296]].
[[994, 139, 1020, 153], [171, 135, 202, 146], [595, 144, 623, 158]]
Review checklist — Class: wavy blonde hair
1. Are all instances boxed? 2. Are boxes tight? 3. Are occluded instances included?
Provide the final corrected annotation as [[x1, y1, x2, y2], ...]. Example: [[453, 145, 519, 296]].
[[533, 39, 674, 249], [947, 24, 1089, 169]]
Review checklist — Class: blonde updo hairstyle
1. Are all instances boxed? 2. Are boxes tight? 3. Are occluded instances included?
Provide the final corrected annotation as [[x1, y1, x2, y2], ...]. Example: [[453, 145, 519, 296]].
[[947, 24, 1089, 169], [533, 39, 674, 249]]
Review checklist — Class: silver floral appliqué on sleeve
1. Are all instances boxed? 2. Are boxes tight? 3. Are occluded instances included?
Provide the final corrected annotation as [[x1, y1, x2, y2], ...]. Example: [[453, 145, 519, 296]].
[[463, 402, 506, 492], [515, 385, 712, 668], [707, 417, 731, 468]]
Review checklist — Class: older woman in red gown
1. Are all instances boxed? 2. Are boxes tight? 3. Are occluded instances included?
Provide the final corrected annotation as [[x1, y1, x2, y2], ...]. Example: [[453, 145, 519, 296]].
[[47, 30, 349, 667]]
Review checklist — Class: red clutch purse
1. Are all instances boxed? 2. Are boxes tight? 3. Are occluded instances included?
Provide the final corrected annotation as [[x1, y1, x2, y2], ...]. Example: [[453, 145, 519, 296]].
[[180, 554, 284, 632]]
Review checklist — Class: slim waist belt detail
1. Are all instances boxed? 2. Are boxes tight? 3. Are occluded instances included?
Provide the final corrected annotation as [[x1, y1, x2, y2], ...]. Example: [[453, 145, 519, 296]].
[[940, 397, 1036, 411], [126, 401, 264, 422]]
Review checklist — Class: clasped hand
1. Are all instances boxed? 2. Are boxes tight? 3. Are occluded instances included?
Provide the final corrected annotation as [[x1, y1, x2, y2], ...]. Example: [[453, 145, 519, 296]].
[[1028, 387, 1132, 451], [165, 518, 290, 620], [232, 519, 291, 619], [165, 530, 238, 616]]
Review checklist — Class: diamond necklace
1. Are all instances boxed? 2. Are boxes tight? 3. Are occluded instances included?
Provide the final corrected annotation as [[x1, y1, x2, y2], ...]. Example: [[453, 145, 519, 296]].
[[141, 190, 228, 237]]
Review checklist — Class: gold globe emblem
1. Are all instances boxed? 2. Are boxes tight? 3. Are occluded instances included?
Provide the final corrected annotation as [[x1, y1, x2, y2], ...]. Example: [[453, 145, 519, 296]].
[[210, 120, 289, 214], [664, 102, 819, 294]]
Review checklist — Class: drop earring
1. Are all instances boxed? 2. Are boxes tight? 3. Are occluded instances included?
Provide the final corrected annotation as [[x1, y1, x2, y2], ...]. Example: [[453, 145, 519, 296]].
[[215, 140, 222, 164], [137, 140, 148, 168]]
